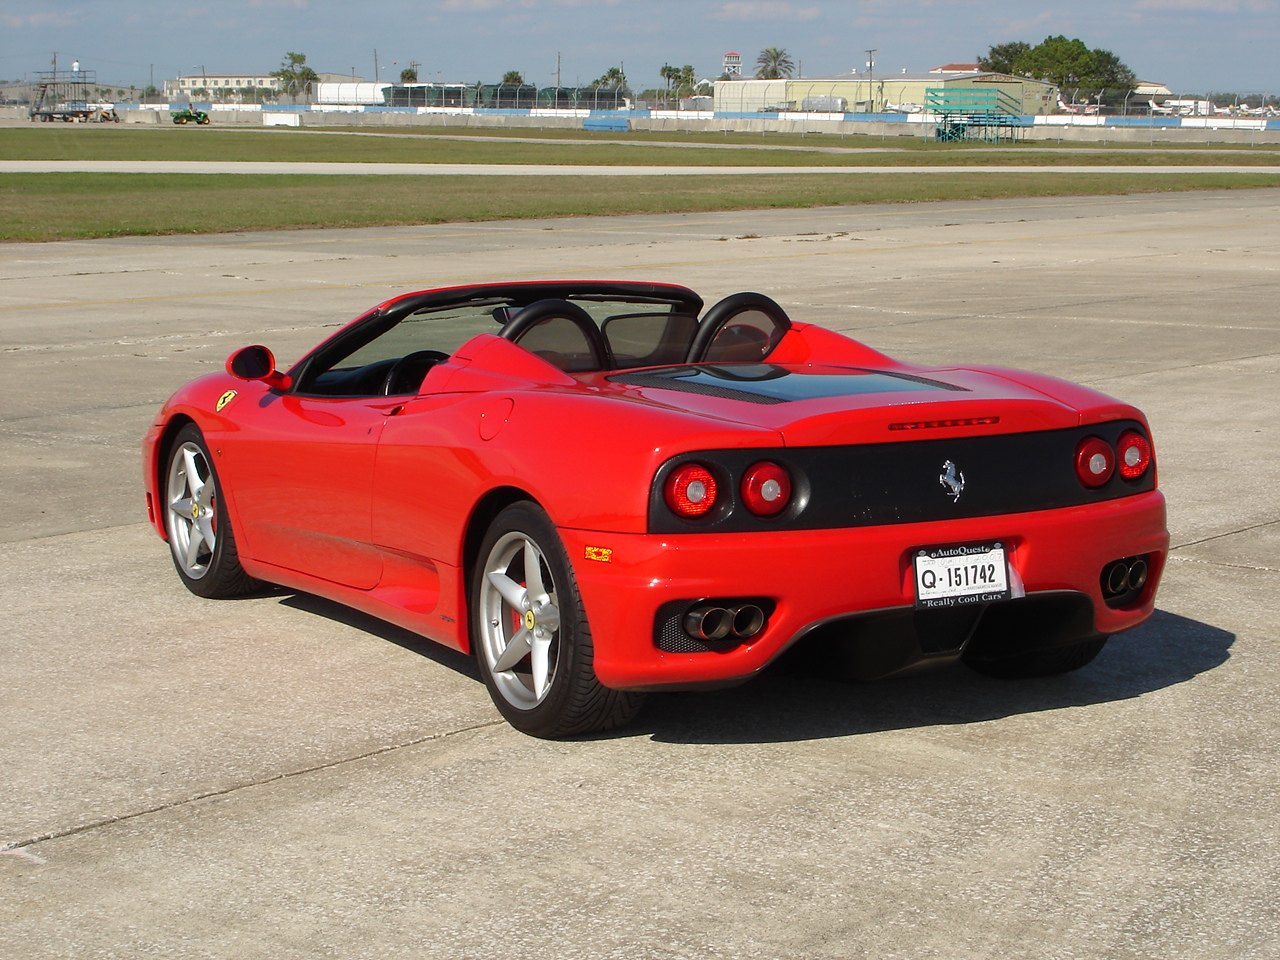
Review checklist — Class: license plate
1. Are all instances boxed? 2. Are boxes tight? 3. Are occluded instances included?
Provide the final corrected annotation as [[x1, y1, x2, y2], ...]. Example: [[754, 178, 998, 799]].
[[913, 543, 1010, 609]]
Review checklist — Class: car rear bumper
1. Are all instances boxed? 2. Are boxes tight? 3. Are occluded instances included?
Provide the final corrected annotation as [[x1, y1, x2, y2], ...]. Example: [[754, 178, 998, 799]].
[[562, 491, 1168, 689]]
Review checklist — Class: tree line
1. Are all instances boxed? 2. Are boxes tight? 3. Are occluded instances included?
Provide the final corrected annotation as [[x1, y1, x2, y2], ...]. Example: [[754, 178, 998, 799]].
[[271, 39, 1141, 104]]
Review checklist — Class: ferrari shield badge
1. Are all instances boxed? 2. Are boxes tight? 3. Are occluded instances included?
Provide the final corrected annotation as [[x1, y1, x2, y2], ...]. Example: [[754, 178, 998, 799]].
[[216, 390, 238, 412]]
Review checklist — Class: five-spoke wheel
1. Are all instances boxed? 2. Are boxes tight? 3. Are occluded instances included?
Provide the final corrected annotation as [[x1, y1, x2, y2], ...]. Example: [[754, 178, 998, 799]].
[[163, 424, 256, 598], [471, 503, 643, 737]]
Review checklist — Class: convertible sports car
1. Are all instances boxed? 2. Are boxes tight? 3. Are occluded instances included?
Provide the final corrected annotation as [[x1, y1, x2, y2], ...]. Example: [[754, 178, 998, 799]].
[[143, 281, 1168, 737]]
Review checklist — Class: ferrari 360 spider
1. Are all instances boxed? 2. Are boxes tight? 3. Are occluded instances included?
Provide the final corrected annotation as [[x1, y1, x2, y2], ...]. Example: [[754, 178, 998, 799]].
[[143, 281, 1167, 736]]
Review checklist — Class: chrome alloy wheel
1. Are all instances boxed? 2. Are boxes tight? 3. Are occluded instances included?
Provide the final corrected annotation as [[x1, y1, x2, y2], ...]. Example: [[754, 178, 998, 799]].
[[165, 440, 218, 580], [477, 531, 563, 710]]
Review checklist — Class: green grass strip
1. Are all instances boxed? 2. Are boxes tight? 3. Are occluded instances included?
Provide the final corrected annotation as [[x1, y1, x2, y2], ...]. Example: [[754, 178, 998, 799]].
[[4, 172, 1278, 242], [3, 127, 1278, 168]]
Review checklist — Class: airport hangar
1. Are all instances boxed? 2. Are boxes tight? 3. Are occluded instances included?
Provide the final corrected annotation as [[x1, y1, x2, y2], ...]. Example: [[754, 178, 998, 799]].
[[712, 71, 1059, 115]]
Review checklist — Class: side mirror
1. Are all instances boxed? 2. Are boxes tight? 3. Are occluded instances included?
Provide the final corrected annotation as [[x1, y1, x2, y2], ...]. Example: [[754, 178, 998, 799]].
[[226, 345, 291, 390]]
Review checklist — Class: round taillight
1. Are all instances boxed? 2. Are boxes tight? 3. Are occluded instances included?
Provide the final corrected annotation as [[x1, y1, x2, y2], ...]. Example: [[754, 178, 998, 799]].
[[664, 463, 718, 518], [741, 461, 792, 516], [1075, 436, 1115, 488], [1117, 431, 1152, 480]]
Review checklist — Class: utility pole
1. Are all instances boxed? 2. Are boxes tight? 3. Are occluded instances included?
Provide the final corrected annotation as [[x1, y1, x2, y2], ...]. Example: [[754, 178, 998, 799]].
[[374, 49, 379, 82], [865, 48, 876, 112], [555, 51, 561, 88]]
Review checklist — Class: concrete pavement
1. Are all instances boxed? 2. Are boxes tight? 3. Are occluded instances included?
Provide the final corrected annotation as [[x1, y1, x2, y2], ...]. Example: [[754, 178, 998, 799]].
[[1, 192, 1277, 958]]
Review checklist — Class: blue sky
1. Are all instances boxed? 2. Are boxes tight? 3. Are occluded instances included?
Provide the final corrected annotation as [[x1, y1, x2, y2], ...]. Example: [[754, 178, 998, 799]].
[[3, 0, 1277, 94]]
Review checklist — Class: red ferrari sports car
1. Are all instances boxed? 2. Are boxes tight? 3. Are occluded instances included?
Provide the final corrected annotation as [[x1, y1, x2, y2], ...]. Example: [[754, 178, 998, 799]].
[[143, 281, 1167, 737]]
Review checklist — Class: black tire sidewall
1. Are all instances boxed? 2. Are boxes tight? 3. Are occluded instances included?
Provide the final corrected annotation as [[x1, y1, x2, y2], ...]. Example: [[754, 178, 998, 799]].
[[470, 503, 592, 737], [165, 424, 246, 598]]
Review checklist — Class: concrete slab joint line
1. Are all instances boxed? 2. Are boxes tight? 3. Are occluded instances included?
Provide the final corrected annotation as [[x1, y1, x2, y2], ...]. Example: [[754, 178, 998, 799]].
[[1, 719, 505, 853]]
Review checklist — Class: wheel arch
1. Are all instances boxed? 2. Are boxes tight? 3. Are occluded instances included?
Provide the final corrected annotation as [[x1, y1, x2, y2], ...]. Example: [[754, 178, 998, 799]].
[[148, 414, 197, 538], [462, 486, 543, 590]]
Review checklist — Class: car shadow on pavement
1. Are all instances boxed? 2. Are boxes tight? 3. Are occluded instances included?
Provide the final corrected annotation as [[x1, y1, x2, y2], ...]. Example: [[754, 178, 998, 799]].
[[277, 592, 482, 681], [634, 609, 1234, 745], [279, 595, 1231, 745]]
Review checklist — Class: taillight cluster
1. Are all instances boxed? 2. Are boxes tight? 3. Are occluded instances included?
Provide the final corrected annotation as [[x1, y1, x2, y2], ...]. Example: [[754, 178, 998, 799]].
[[663, 460, 795, 520], [1074, 430, 1152, 488], [663, 464, 718, 517]]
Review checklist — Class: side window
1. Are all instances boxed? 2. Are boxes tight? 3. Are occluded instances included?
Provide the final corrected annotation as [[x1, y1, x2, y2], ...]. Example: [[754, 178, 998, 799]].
[[297, 303, 503, 396], [339, 307, 495, 368]]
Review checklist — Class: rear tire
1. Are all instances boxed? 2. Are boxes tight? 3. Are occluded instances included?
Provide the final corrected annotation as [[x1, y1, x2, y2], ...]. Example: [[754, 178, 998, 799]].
[[964, 636, 1108, 679], [470, 503, 643, 738]]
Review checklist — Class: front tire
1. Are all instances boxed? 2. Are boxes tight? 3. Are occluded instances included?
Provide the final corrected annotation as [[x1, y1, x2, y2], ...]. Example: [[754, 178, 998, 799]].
[[471, 503, 643, 738], [163, 424, 257, 599]]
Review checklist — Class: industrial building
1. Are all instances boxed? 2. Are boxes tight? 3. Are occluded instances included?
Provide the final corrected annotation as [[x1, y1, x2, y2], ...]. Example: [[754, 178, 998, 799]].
[[713, 70, 1058, 115]]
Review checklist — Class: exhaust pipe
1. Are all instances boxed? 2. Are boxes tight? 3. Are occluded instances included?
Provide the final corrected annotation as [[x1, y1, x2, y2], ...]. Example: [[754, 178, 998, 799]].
[[731, 604, 765, 639], [1127, 558, 1148, 593], [684, 605, 732, 642], [1105, 561, 1130, 596]]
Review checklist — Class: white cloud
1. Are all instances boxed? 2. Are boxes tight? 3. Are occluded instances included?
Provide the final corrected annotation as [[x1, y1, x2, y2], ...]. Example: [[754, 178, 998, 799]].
[[0, 11, 76, 28]]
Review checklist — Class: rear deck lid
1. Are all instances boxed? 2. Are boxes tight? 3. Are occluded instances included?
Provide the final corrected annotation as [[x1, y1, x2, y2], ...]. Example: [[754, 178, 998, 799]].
[[604, 363, 1086, 443]]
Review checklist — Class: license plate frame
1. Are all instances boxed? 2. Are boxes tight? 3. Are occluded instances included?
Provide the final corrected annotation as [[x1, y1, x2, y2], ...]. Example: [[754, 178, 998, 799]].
[[913, 542, 1011, 609]]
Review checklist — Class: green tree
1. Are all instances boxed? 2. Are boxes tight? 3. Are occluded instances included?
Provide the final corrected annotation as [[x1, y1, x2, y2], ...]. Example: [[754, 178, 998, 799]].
[[272, 52, 318, 100], [978, 41, 1032, 75], [1088, 48, 1137, 89], [592, 66, 628, 91], [755, 47, 794, 80], [981, 36, 1136, 94], [659, 63, 679, 102], [502, 70, 524, 85], [674, 65, 696, 97], [400, 67, 418, 83], [1021, 35, 1095, 88]]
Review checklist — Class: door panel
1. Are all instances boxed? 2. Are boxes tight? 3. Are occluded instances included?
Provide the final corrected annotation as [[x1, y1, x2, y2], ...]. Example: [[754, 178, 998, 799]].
[[227, 394, 393, 589]]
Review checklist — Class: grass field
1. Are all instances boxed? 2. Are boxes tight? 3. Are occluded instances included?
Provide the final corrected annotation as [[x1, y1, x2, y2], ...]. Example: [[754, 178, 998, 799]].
[[6, 126, 1280, 167], [3, 126, 1278, 242]]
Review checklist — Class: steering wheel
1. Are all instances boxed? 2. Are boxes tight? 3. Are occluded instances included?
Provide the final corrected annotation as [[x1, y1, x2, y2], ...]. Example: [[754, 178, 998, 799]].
[[382, 350, 449, 396]]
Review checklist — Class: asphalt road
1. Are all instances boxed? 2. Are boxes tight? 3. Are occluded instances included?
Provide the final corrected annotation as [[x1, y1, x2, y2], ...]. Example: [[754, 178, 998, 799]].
[[2, 193, 1277, 959]]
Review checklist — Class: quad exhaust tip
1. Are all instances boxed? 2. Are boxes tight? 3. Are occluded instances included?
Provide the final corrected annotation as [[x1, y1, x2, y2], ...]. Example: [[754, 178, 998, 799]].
[[1103, 556, 1149, 599], [684, 603, 767, 642]]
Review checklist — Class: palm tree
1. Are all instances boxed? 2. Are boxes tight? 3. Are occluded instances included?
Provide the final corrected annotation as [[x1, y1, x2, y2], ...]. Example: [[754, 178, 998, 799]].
[[755, 47, 795, 80], [675, 65, 696, 98], [659, 63, 680, 104], [502, 70, 524, 85], [593, 66, 627, 90]]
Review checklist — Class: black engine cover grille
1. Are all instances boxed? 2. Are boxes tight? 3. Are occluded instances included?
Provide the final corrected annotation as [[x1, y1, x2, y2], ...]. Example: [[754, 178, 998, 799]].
[[648, 421, 1155, 534]]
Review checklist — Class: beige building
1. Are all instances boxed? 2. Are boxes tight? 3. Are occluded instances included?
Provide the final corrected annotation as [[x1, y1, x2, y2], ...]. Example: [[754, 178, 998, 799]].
[[164, 74, 282, 100], [714, 71, 1057, 115]]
